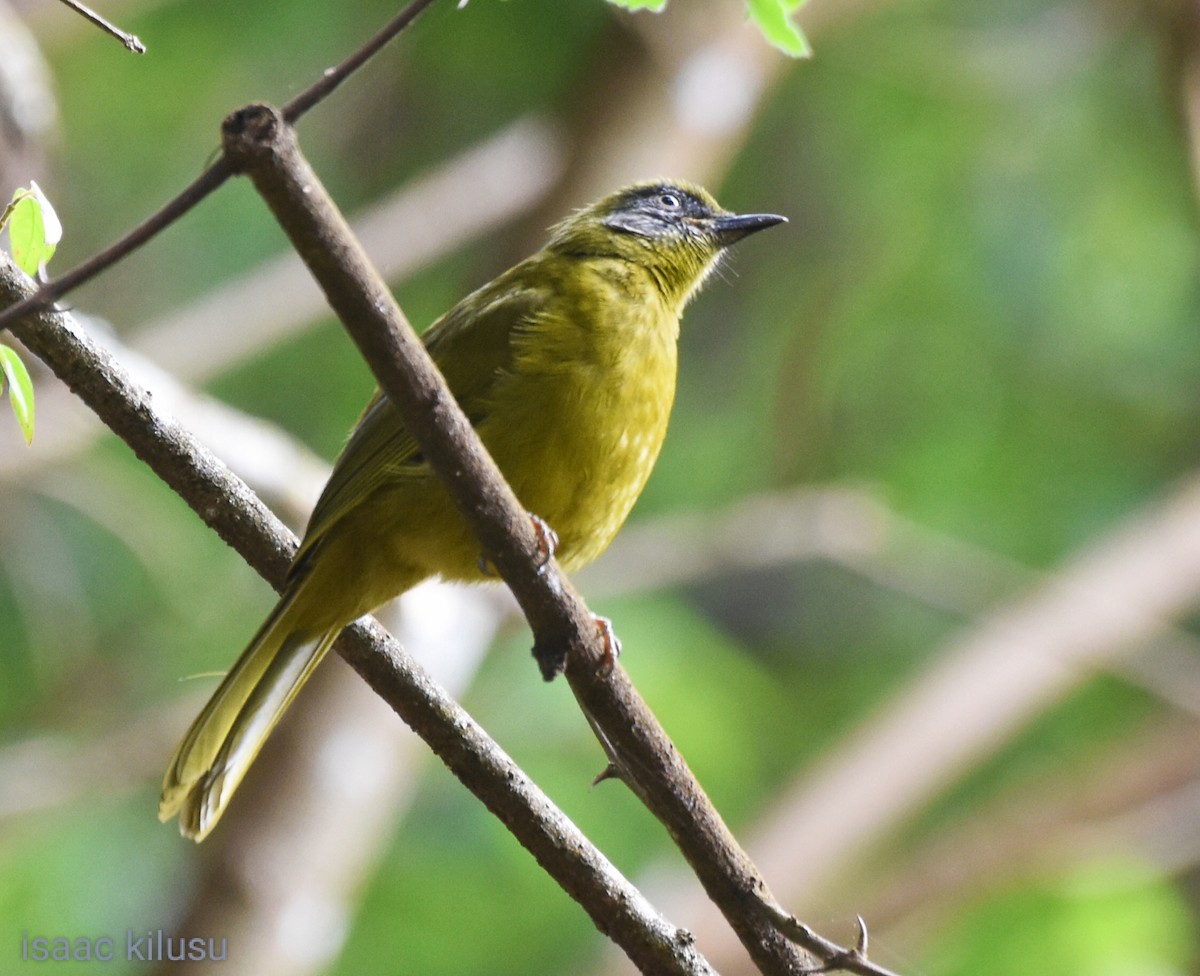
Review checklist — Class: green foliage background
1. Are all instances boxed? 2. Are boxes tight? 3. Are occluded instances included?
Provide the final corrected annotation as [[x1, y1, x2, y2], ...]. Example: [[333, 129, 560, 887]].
[[1, 0, 1198, 974]]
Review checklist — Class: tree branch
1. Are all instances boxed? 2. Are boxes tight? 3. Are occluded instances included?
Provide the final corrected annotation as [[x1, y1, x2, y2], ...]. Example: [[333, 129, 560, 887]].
[[53, 0, 145, 53], [0, 160, 232, 338], [281, 0, 444, 123]]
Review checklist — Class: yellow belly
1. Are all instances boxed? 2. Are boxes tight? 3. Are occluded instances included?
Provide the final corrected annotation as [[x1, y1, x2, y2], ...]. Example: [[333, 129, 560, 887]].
[[487, 354, 675, 572]]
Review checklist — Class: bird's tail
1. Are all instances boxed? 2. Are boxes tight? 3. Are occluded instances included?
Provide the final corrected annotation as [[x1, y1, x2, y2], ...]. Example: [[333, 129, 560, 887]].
[[159, 585, 341, 842]]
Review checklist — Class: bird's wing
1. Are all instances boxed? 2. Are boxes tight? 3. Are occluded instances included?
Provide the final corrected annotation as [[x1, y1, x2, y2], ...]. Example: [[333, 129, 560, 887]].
[[291, 274, 546, 575]]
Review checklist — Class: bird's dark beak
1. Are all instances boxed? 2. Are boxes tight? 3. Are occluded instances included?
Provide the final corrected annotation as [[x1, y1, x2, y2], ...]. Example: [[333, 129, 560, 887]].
[[709, 212, 787, 247]]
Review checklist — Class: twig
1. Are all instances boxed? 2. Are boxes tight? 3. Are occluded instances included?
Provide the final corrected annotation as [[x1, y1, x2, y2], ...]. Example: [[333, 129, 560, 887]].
[[763, 906, 902, 976], [0, 254, 717, 976], [281, 0, 444, 123], [54, 0, 145, 52], [0, 159, 231, 335], [0, 0, 444, 336]]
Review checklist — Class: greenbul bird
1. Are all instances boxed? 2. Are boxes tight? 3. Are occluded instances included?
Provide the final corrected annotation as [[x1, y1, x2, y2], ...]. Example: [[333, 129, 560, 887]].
[[160, 179, 786, 840]]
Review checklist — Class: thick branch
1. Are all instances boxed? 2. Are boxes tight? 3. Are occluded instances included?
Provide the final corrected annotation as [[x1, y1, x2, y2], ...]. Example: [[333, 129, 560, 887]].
[[0, 256, 716, 976], [217, 103, 819, 975]]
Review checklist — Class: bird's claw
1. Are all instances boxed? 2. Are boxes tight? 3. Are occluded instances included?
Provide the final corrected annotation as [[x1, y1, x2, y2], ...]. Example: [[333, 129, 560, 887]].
[[593, 615, 621, 676], [529, 512, 558, 571]]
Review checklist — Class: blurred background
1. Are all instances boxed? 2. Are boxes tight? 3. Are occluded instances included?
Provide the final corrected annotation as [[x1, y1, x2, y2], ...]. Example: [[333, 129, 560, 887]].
[[1, 0, 1199, 973]]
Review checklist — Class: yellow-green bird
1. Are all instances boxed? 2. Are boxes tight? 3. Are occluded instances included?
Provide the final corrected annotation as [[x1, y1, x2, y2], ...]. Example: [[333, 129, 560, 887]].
[[159, 180, 785, 841]]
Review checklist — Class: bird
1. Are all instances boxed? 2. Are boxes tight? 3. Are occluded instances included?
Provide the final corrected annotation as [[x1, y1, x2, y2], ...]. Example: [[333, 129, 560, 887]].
[[159, 179, 786, 841]]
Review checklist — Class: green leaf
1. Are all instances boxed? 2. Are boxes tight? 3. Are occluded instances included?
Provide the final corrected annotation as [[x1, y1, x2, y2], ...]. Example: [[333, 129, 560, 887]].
[[6, 182, 62, 277], [606, 0, 669, 11], [745, 0, 811, 58], [0, 344, 35, 444]]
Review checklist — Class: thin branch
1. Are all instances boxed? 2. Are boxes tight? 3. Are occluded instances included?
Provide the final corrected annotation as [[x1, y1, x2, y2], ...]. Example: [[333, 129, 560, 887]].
[[762, 906, 902, 976], [54, 0, 145, 53], [0, 159, 232, 335], [281, 0, 444, 123], [0, 253, 717, 976], [0, 0, 443, 335]]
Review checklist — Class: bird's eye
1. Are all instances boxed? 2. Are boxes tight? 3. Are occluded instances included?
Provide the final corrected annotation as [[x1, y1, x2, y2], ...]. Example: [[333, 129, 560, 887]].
[[658, 192, 681, 209]]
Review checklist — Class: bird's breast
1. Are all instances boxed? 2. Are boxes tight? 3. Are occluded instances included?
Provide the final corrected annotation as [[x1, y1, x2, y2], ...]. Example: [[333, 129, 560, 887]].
[[482, 289, 678, 572]]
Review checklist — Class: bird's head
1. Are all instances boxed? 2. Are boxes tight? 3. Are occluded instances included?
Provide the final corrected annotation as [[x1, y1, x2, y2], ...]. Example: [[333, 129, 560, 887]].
[[548, 180, 786, 310]]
